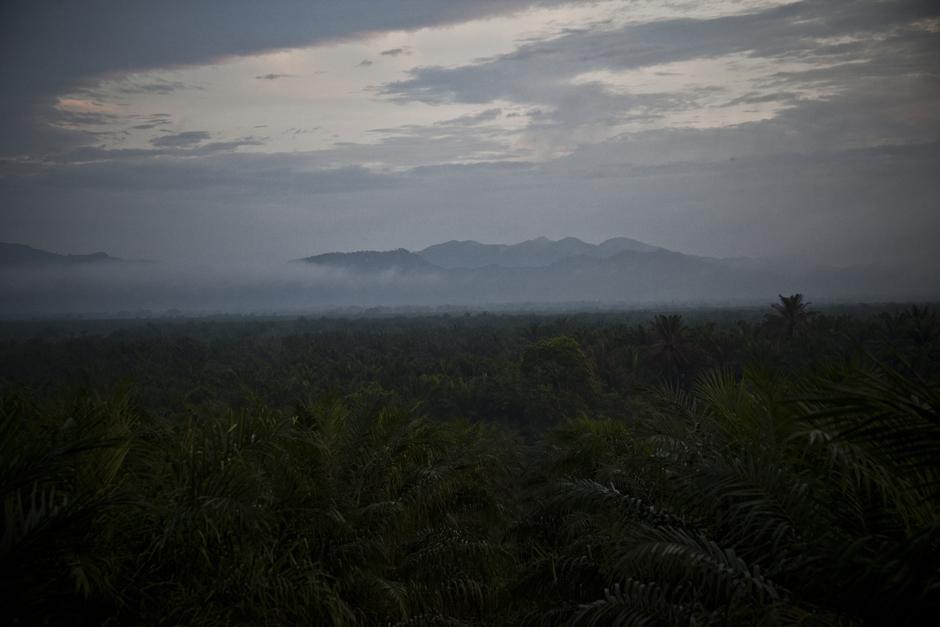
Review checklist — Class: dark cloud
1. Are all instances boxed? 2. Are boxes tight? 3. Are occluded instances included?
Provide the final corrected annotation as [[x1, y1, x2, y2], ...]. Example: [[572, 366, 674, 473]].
[[131, 121, 170, 130], [377, 0, 939, 164], [380, 47, 411, 56], [128, 113, 174, 130], [382, 0, 939, 106], [0, 0, 566, 157], [255, 73, 295, 80], [357, 59, 374, 67]]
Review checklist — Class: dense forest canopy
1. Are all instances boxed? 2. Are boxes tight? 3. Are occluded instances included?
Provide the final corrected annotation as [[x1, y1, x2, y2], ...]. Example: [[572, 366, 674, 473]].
[[2, 299, 939, 625]]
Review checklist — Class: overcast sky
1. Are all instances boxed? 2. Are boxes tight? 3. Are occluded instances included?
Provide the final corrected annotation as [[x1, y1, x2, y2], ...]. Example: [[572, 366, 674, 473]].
[[1, 0, 938, 266]]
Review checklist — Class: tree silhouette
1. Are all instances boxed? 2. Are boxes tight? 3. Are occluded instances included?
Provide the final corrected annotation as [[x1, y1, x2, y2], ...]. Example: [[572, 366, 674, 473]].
[[650, 314, 690, 376], [770, 293, 815, 338]]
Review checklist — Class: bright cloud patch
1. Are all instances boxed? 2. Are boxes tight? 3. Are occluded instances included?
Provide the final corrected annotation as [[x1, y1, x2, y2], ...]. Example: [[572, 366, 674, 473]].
[[49, 0, 810, 166]]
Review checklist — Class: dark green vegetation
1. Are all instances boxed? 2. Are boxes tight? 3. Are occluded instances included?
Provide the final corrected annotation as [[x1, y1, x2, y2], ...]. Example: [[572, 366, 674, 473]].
[[2, 300, 939, 625]]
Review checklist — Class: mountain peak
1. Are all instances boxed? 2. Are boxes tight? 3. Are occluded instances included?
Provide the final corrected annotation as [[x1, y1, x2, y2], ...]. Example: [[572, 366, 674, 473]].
[[596, 236, 663, 254]]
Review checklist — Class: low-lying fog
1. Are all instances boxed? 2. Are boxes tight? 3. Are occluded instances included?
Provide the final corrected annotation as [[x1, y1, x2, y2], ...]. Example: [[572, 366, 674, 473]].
[[2, 256, 936, 318]]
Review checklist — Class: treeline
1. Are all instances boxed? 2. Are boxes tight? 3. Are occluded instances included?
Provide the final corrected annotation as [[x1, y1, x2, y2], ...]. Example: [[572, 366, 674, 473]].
[[1, 299, 938, 624]]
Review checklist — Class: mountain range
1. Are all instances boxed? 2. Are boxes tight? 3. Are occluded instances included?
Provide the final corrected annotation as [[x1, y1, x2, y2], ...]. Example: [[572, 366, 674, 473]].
[[1, 237, 934, 314], [296, 236, 929, 304]]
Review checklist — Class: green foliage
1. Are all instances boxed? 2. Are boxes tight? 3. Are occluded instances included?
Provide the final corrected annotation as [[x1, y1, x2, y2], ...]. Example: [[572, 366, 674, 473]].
[[513, 358, 939, 625], [522, 335, 596, 398], [1, 301, 938, 624], [1, 389, 135, 622]]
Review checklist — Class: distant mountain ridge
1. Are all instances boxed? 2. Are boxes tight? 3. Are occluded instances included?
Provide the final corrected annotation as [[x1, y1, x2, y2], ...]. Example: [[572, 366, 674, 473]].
[[3, 237, 931, 315], [417, 236, 663, 269], [293, 236, 929, 304], [297, 248, 435, 272], [0, 242, 123, 266]]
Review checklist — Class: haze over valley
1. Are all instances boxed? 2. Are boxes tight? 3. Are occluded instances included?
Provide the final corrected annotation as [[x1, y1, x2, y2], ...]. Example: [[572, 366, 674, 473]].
[[1, 236, 933, 316]]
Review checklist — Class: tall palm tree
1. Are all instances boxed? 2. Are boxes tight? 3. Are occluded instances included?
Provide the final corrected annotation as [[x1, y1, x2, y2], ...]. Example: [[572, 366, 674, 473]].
[[770, 293, 814, 338]]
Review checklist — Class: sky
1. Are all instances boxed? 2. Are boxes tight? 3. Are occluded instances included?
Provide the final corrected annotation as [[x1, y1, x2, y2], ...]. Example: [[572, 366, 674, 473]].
[[1, 0, 938, 267]]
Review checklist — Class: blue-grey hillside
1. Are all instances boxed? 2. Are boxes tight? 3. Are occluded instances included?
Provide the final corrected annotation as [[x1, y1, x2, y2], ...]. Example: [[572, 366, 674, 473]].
[[0, 242, 122, 267], [2, 237, 934, 316], [296, 238, 933, 305]]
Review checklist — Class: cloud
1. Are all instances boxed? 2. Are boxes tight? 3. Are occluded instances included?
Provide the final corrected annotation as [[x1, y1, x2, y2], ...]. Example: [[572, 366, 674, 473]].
[[0, 0, 568, 157], [131, 122, 171, 131], [52, 135, 266, 163], [380, 47, 411, 57], [356, 59, 373, 67], [54, 110, 125, 126], [191, 138, 266, 154], [255, 73, 295, 80], [382, 2, 938, 106], [24, 149, 396, 193], [284, 127, 319, 139], [126, 112, 174, 130], [377, 0, 939, 157], [150, 130, 211, 147], [1, 0, 938, 276], [436, 108, 503, 126], [115, 79, 192, 94]]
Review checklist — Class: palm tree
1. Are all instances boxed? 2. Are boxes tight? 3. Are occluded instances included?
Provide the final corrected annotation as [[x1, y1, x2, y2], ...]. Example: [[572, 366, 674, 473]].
[[770, 293, 814, 338], [518, 363, 940, 625], [122, 400, 515, 625], [650, 314, 690, 377], [1, 390, 135, 624]]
